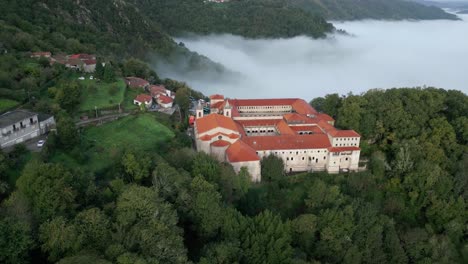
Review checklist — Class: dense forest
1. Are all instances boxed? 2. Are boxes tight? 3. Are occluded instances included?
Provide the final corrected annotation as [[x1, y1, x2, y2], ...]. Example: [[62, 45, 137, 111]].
[[1, 84, 467, 263], [285, 0, 458, 20], [130, 0, 335, 38]]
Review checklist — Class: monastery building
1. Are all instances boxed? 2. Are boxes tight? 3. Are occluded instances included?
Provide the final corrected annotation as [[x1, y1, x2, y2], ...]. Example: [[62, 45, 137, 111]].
[[193, 95, 361, 182]]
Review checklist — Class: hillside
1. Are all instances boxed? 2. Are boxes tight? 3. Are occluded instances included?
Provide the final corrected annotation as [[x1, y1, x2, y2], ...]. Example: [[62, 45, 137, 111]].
[[285, 0, 459, 20], [130, 0, 335, 38], [0, 0, 224, 73]]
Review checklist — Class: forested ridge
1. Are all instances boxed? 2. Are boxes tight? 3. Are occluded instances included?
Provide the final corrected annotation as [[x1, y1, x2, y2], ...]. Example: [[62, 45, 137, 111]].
[[285, 0, 459, 20]]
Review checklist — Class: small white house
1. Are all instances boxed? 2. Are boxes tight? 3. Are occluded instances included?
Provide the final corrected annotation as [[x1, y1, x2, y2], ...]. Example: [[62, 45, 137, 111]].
[[134, 94, 153, 108], [157, 95, 174, 108]]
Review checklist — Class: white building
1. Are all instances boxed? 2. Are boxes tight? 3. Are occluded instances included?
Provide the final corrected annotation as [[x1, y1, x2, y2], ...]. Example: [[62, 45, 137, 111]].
[[0, 110, 56, 149], [134, 94, 153, 108], [193, 95, 361, 182]]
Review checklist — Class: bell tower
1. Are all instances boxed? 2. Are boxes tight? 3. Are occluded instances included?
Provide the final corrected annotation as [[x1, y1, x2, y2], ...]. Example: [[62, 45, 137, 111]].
[[224, 100, 232, 118], [196, 101, 204, 118]]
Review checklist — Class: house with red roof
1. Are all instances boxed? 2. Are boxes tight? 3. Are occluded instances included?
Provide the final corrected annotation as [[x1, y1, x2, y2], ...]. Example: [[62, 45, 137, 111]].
[[133, 94, 153, 108], [125, 77, 149, 89], [31, 52, 51, 58], [193, 94, 362, 181], [157, 95, 174, 108]]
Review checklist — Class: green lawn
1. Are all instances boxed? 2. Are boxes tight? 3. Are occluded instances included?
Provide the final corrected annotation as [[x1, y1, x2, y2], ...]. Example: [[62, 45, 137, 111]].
[[122, 87, 141, 111], [0, 99, 19, 113], [79, 113, 174, 172], [79, 78, 126, 112]]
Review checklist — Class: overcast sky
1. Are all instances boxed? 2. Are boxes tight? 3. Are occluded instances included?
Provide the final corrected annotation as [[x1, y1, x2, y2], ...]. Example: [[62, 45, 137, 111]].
[[157, 15, 468, 100]]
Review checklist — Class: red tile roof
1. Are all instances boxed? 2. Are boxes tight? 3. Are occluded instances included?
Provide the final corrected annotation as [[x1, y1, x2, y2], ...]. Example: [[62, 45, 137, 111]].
[[210, 94, 224, 100], [243, 134, 331, 151], [316, 113, 335, 122], [70, 54, 95, 60], [210, 101, 225, 110], [276, 120, 296, 135], [211, 140, 231, 147], [125, 77, 149, 88], [135, 94, 153, 103], [200, 132, 240, 141], [329, 130, 360, 138], [283, 113, 317, 124], [82, 59, 96, 65], [227, 100, 240, 117], [158, 95, 173, 104], [236, 119, 280, 127], [196, 114, 240, 135], [231, 98, 298, 107], [291, 99, 318, 115], [67, 58, 83, 66], [149, 85, 167, 97], [226, 140, 260, 162], [289, 126, 324, 134], [317, 120, 337, 134], [328, 146, 360, 153], [31, 52, 51, 57]]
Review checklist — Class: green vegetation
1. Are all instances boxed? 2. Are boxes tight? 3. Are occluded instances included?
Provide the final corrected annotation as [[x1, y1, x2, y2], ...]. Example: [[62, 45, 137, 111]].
[[79, 79, 126, 112], [1, 88, 466, 263], [0, 99, 19, 113], [54, 113, 175, 173], [285, 0, 458, 20], [134, 0, 335, 38]]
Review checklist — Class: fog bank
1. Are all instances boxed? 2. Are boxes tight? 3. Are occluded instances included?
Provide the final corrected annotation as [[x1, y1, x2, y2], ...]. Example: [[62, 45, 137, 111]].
[[156, 15, 468, 100]]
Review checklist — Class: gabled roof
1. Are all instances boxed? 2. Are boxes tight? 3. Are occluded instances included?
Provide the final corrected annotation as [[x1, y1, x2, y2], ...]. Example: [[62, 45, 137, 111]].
[[125, 77, 149, 88], [236, 119, 280, 127], [158, 95, 173, 104], [196, 114, 239, 135], [283, 113, 317, 124], [328, 130, 360, 138], [211, 140, 231, 147], [230, 98, 297, 107], [210, 94, 225, 100], [70, 54, 95, 60], [135, 94, 153, 103], [226, 140, 260, 162], [243, 134, 331, 151], [316, 113, 335, 122], [149, 85, 167, 96], [200, 132, 240, 141], [276, 120, 296, 135], [291, 99, 318, 115], [210, 101, 225, 110]]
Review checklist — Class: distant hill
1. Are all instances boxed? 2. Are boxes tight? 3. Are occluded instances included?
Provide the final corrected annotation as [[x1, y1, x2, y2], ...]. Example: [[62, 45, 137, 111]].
[[284, 0, 459, 20], [0, 0, 224, 73], [129, 0, 335, 38], [457, 10, 468, 14]]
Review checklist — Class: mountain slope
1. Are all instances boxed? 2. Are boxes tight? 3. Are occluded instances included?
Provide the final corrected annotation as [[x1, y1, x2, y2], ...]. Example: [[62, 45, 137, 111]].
[[130, 0, 335, 38], [0, 0, 224, 72], [285, 0, 459, 20]]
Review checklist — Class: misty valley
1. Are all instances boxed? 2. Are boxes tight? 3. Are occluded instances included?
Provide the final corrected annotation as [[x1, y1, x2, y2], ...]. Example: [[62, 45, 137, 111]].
[[161, 14, 468, 99]]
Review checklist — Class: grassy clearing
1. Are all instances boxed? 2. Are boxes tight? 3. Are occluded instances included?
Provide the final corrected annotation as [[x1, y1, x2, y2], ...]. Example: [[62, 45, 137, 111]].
[[122, 87, 142, 111], [79, 113, 174, 172], [0, 99, 19, 113], [79, 78, 126, 111]]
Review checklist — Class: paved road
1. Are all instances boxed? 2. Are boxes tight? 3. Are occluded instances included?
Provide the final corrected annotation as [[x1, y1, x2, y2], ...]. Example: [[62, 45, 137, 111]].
[[3, 134, 48, 153]]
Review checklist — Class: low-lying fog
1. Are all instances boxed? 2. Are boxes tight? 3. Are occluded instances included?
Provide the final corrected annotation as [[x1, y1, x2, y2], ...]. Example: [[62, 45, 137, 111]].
[[156, 14, 468, 99]]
